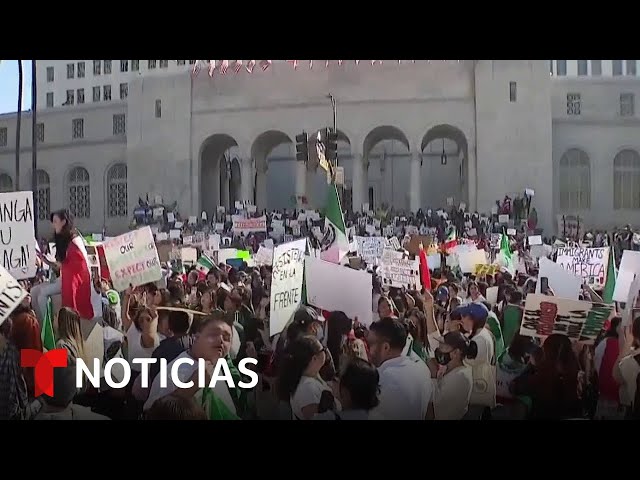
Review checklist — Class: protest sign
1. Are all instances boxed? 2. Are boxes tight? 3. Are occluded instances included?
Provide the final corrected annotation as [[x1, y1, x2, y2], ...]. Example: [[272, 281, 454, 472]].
[[623, 273, 640, 326], [556, 247, 609, 289], [0, 265, 28, 326], [474, 263, 499, 277], [498, 214, 509, 224], [0, 191, 36, 280], [407, 235, 432, 256], [613, 250, 640, 302], [270, 239, 306, 336], [254, 246, 273, 266], [232, 215, 267, 235], [355, 236, 385, 264], [181, 247, 198, 265], [427, 253, 441, 271], [103, 227, 162, 292], [380, 250, 421, 290], [305, 256, 373, 326], [218, 248, 238, 265], [458, 249, 487, 274], [537, 257, 582, 300], [169, 229, 181, 240], [528, 235, 542, 246], [520, 294, 614, 344]]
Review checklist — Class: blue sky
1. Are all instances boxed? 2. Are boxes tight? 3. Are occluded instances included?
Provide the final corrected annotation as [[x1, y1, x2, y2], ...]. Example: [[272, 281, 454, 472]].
[[0, 60, 32, 114]]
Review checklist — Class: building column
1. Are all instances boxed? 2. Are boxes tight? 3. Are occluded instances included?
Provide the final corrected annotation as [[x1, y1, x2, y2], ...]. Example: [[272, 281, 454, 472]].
[[255, 168, 267, 210], [220, 164, 230, 209], [409, 152, 421, 212], [352, 154, 365, 212], [466, 148, 477, 212], [295, 160, 307, 206], [240, 158, 255, 204]]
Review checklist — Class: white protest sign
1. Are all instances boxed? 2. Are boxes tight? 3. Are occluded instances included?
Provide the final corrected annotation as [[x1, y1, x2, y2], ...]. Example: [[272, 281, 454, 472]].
[[247, 205, 257, 214], [270, 239, 306, 336], [427, 253, 441, 271], [103, 227, 162, 292], [188, 216, 197, 225], [458, 249, 487, 274], [254, 246, 273, 266], [0, 191, 36, 280], [182, 235, 193, 245], [232, 215, 267, 235], [174, 221, 184, 229], [264, 239, 274, 250], [218, 248, 238, 265], [355, 236, 385, 264], [201, 211, 208, 220], [169, 229, 181, 240], [507, 228, 516, 236], [486, 286, 499, 305], [528, 235, 542, 246], [498, 214, 509, 224], [156, 232, 168, 241], [214, 223, 224, 233], [305, 256, 373, 326], [181, 247, 198, 265], [537, 257, 582, 300], [153, 207, 164, 218], [208, 234, 220, 252], [613, 250, 640, 302], [556, 247, 609, 289], [380, 250, 421, 290], [623, 273, 640, 326], [0, 265, 28, 326]]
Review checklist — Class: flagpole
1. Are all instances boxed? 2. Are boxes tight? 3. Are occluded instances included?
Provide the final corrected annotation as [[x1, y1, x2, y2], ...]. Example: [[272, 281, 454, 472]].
[[31, 60, 38, 233]]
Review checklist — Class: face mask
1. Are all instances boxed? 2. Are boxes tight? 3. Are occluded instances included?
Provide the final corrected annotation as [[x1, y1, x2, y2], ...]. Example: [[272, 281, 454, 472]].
[[434, 348, 452, 366]]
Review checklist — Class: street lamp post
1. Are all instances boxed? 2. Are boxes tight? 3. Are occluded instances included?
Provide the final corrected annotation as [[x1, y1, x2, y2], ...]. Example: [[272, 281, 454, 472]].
[[32, 60, 38, 232]]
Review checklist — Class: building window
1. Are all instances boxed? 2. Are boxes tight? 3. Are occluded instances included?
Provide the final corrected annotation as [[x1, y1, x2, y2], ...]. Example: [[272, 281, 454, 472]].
[[77, 88, 85, 104], [148, 60, 157, 69], [159, 60, 168, 69], [557, 60, 567, 76], [613, 60, 623, 76], [72, 118, 84, 139], [46, 92, 53, 108], [189, 60, 196, 65], [119, 83, 128, 100], [36, 170, 50, 220], [107, 163, 128, 217], [177, 60, 186, 66], [35, 123, 44, 143], [68, 167, 90, 218], [591, 60, 602, 76], [93, 86, 100, 102], [627, 60, 637, 76], [113, 114, 126, 135], [93, 60, 101, 76], [0, 174, 13, 193], [120, 60, 129, 72], [103, 85, 111, 101], [614, 149, 640, 209], [77, 61, 85, 78], [155, 99, 162, 118], [46, 66, 54, 82], [65, 89, 74, 106], [67, 63, 75, 79], [509, 81, 517, 102], [559, 149, 590, 210], [132, 60, 139, 71], [0, 127, 7, 147], [620, 93, 635, 117], [566, 93, 581, 115], [577, 60, 588, 76], [104, 60, 112, 74]]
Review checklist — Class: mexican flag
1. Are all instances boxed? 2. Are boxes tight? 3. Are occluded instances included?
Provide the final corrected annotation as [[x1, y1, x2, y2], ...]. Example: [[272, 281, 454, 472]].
[[320, 182, 349, 265], [443, 227, 458, 253], [602, 246, 617, 304], [195, 254, 215, 279], [42, 298, 56, 352], [500, 232, 514, 273]]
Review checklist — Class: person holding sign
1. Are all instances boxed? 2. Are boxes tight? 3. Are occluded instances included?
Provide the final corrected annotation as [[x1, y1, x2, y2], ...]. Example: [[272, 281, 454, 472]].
[[50, 210, 102, 321]]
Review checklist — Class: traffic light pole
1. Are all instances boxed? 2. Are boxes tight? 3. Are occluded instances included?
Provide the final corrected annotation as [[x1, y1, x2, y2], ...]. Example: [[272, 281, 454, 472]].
[[327, 93, 337, 169]]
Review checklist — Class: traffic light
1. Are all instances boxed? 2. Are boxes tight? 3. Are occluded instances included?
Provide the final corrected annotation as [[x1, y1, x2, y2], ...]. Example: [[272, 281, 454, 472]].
[[295, 132, 308, 163], [325, 127, 338, 162]]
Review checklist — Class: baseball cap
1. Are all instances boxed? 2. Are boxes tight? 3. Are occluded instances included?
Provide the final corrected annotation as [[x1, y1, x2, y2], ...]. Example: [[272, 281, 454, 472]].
[[453, 303, 489, 322], [436, 286, 449, 300], [106, 290, 120, 306]]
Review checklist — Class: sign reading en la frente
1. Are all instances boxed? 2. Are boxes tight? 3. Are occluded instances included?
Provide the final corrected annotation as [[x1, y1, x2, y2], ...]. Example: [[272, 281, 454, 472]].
[[103, 226, 162, 292]]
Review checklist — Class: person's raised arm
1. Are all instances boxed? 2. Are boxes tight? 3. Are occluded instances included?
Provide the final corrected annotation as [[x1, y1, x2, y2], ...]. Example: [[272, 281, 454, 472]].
[[121, 286, 135, 332]]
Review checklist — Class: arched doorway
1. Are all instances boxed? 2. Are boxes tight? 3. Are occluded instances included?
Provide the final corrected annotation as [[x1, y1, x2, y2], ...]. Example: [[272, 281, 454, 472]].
[[420, 125, 468, 209], [362, 126, 410, 211], [200, 134, 239, 213], [251, 130, 293, 210]]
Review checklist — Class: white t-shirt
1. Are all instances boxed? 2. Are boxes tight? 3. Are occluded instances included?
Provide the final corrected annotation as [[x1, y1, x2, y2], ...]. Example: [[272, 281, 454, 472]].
[[126, 324, 163, 371], [432, 365, 473, 420], [466, 327, 497, 408], [618, 353, 640, 407], [369, 355, 433, 420], [143, 350, 236, 416], [290, 376, 336, 420]]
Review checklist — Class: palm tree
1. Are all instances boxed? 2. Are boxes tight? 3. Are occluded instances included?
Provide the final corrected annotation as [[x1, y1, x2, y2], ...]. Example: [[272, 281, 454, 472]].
[[15, 60, 22, 191]]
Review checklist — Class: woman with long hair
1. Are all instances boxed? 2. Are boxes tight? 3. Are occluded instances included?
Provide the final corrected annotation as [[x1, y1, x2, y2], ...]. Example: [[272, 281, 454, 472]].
[[49, 209, 102, 320], [56, 307, 87, 365]]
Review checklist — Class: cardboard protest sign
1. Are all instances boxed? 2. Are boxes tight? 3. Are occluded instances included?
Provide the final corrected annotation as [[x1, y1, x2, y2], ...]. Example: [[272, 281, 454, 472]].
[[537, 257, 582, 300], [270, 239, 306, 337], [407, 235, 432, 256], [355, 236, 385, 264], [180, 247, 198, 265], [254, 246, 273, 266], [0, 265, 28, 326], [520, 294, 614, 344], [305, 256, 373, 326], [556, 247, 609, 289], [0, 191, 37, 280], [232, 215, 267, 235], [380, 250, 421, 290], [102, 227, 162, 292]]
